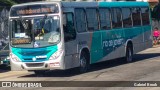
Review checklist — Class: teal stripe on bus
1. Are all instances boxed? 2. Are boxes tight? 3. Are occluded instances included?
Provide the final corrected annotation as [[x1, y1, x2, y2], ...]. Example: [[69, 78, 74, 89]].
[[11, 45, 58, 62], [90, 26, 151, 63], [99, 2, 149, 7]]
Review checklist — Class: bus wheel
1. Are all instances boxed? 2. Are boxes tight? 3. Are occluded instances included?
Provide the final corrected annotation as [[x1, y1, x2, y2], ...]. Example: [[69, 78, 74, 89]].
[[79, 51, 89, 73], [125, 45, 133, 63]]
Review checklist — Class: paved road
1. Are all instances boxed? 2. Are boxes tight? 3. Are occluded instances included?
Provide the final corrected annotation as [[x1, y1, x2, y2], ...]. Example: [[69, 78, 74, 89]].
[[1, 47, 160, 90]]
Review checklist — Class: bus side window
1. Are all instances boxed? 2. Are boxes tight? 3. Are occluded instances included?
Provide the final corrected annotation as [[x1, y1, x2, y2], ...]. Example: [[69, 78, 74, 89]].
[[141, 7, 150, 25], [99, 8, 111, 30], [132, 7, 141, 26], [75, 8, 87, 33], [111, 8, 122, 29], [86, 8, 99, 31], [122, 8, 132, 28], [63, 13, 76, 42]]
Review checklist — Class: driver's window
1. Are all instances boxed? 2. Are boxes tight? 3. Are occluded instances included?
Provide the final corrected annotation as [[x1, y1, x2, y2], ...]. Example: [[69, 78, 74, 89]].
[[63, 13, 76, 42]]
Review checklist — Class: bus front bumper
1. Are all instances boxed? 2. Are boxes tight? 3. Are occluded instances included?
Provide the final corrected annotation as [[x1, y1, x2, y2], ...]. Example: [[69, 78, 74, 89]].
[[10, 57, 64, 71], [11, 61, 64, 71]]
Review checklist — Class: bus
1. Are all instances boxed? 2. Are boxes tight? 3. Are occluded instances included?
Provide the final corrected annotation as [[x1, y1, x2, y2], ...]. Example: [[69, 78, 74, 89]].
[[9, 1, 152, 74]]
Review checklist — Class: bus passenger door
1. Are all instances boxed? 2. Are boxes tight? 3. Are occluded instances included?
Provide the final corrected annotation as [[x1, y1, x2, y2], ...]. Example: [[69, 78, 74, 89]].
[[63, 12, 78, 69]]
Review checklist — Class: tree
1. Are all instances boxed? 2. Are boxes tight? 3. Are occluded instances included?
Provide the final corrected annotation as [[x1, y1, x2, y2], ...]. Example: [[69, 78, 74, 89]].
[[0, 0, 17, 6], [152, 3, 160, 21]]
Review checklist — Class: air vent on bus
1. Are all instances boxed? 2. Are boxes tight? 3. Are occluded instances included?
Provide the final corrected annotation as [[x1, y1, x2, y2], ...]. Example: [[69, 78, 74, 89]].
[[25, 63, 44, 67]]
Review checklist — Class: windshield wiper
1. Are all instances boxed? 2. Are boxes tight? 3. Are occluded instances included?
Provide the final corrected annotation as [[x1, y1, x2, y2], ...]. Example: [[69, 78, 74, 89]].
[[37, 14, 48, 37], [19, 15, 28, 30]]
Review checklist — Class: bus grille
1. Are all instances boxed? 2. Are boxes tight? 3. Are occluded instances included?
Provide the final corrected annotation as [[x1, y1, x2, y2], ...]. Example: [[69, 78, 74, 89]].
[[25, 63, 44, 67]]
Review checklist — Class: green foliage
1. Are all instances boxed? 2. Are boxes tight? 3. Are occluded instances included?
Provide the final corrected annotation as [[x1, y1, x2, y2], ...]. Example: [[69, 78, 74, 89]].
[[0, 0, 17, 6], [152, 3, 160, 21]]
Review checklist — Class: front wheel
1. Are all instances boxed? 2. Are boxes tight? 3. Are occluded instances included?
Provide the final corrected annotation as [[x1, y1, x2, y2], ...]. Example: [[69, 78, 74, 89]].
[[125, 45, 133, 63], [79, 51, 90, 73]]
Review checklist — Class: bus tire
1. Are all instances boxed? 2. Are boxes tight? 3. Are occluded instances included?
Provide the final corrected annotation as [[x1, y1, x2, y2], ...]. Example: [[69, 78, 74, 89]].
[[79, 51, 89, 73], [125, 44, 133, 63]]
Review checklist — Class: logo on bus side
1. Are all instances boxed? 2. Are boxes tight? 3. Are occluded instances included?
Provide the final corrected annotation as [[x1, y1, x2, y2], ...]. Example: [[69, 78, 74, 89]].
[[103, 38, 124, 48]]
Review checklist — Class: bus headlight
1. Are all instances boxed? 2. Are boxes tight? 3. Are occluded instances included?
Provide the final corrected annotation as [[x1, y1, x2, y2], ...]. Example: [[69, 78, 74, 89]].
[[49, 50, 63, 60], [10, 53, 20, 62]]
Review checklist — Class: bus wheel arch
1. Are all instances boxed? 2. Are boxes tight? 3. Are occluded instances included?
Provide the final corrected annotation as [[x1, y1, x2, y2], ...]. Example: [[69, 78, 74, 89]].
[[125, 41, 133, 62], [79, 48, 90, 73]]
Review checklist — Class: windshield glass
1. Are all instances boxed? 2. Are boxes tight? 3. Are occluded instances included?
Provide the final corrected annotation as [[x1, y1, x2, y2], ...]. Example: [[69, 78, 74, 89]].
[[10, 16, 60, 48]]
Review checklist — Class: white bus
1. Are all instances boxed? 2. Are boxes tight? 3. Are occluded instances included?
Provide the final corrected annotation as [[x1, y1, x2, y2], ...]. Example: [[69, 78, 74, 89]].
[[9, 1, 152, 74]]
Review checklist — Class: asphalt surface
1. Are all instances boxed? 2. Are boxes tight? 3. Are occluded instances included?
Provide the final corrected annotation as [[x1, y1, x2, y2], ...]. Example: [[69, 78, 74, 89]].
[[1, 46, 160, 90]]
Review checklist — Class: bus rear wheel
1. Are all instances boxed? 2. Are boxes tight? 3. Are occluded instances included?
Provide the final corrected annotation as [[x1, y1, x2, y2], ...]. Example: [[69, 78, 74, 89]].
[[125, 45, 133, 63], [79, 51, 89, 73]]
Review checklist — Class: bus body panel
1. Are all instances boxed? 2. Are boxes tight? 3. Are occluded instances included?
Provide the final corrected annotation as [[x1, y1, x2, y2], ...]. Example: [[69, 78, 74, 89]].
[[143, 25, 152, 49], [64, 40, 79, 69]]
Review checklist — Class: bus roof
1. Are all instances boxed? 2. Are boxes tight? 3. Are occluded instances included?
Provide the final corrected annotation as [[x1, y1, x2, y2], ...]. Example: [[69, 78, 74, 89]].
[[11, 1, 149, 8], [62, 2, 98, 8], [62, 1, 149, 8]]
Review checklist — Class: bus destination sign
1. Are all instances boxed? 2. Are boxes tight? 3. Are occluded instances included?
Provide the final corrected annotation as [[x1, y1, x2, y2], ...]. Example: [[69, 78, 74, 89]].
[[10, 4, 59, 16], [17, 8, 54, 15]]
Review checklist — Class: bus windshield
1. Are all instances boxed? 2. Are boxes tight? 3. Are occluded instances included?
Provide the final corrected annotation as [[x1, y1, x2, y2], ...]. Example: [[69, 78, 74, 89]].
[[10, 15, 60, 48]]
